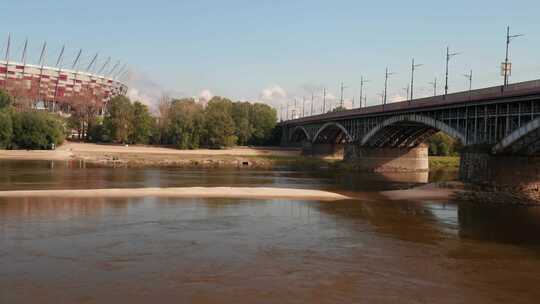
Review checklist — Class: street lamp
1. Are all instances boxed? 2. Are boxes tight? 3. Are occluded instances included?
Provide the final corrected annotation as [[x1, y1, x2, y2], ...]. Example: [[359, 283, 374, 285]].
[[503, 26, 524, 86], [383, 67, 395, 107], [410, 58, 422, 101], [428, 77, 438, 97], [359, 76, 369, 108], [339, 82, 348, 109], [444, 46, 460, 96]]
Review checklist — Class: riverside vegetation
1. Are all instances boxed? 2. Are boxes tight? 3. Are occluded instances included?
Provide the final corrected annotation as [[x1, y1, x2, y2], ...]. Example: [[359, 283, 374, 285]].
[[0, 88, 461, 170], [0, 89, 279, 150]]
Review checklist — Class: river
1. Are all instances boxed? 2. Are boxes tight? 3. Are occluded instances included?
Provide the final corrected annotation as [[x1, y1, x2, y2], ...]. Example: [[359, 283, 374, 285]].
[[1, 160, 540, 303]]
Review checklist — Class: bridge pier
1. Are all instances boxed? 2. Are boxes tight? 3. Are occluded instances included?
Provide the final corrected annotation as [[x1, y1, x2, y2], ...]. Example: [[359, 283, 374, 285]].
[[460, 149, 540, 202], [344, 144, 429, 172]]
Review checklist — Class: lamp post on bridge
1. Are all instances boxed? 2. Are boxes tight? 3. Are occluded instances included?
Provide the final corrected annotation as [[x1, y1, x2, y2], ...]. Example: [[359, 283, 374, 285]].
[[359, 76, 369, 108], [429, 77, 437, 97], [402, 86, 409, 102], [310, 92, 314, 116], [322, 88, 327, 114], [339, 82, 347, 109], [410, 58, 422, 102], [383, 67, 395, 108], [464, 70, 473, 100], [444, 46, 460, 97], [503, 26, 524, 86]]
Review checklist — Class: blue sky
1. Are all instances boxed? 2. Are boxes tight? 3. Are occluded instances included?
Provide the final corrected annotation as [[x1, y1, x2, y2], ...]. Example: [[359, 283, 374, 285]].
[[1, 0, 539, 110]]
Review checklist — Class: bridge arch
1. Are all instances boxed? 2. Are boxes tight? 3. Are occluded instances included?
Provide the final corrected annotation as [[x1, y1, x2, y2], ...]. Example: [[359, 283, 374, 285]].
[[361, 114, 466, 147], [312, 122, 353, 144], [492, 117, 540, 155], [289, 126, 311, 143]]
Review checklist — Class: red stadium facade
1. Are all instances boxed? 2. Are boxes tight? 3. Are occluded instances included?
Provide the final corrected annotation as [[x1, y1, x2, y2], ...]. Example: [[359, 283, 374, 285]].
[[0, 60, 128, 114]]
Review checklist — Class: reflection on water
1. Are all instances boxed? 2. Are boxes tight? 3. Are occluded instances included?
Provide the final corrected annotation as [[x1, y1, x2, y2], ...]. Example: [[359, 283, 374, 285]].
[[1, 160, 540, 303]]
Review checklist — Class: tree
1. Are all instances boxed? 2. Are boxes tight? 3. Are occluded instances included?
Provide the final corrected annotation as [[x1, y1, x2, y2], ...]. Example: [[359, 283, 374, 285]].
[[428, 132, 461, 156], [203, 97, 237, 148], [0, 89, 12, 109], [231, 102, 253, 145], [103, 96, 134, 144], [70, 85, 103, 140], [249, 103, 277, 145], [0, 109, 13, 148], [167, 98, 204, 149], [130, 101, 154, 144], [11, 111, 65, 149]]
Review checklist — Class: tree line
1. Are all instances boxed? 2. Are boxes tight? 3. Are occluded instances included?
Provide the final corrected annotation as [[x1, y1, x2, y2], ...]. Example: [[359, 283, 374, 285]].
[[1, 89, 279, 150], [89, 95, 279, 148]]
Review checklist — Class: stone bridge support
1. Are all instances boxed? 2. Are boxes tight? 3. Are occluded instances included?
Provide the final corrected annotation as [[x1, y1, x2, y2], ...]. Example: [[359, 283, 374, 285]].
[[460, 148, 540, 202], [344, 144, 429, 172]]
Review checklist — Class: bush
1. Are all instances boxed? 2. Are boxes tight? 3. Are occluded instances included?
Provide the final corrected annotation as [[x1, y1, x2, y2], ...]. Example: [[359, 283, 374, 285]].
[[0, 109, 13, 148], [428, 132, 461, 156], [0, 90, 12, 109], [11, 111, 65, 149]]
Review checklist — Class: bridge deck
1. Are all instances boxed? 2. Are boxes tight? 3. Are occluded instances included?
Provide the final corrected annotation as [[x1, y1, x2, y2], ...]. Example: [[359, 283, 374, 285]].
[[282, 79, 540, 125]]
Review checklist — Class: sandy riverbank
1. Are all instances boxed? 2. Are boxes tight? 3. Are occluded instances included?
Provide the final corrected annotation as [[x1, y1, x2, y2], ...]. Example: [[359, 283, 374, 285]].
[[0, 142, 302, 167], [0, 187, 350, 201]]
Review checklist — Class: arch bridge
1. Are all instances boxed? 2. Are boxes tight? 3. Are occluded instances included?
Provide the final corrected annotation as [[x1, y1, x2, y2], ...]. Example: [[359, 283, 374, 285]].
[[281, 79, 540, 194]]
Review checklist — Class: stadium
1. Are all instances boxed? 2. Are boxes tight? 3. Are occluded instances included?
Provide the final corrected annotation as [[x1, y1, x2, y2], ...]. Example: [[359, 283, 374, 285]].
[[0, 36, 128, 115]]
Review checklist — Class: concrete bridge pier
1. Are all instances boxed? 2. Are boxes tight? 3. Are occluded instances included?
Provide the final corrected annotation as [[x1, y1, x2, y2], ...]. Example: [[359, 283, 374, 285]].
[[460, 149, 540, 202], [344, 144, 429, 172]]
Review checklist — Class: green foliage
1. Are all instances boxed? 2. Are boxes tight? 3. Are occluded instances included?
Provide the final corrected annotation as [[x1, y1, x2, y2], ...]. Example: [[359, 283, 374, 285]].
[[428, 132, 461, 156], [0, 90, 12, 109], [248, 103, 277, 145], [11, 111, 65, 149], [167, 99, 204, 149], [232, 102, 253, 145], [0, 109, 13, 148], [86, 94, 277, 149], [130, 101, 154, 144], [203, 97, 237, 148], [103, 96, 134, 144]]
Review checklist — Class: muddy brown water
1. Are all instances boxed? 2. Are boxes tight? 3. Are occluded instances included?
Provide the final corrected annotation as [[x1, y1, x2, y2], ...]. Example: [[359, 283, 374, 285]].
[[1, 160, 540, 303]]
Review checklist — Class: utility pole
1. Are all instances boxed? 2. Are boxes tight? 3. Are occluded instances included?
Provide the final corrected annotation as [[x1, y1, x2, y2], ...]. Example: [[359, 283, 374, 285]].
[[280, 104, 283, 122], [322, 88, 327, 113], [444, 46, 460, 96], [410, 58, 422, 102], [383, 67, 395, 107], [503, 26, 524, 86], [403, 86, 410, 101], [339, 82, 347, 109], [302, 96, 305, 117], [359, 76, 369, 108], [286, 101, 289, 120], [464, 70, 473, 92], [310, 92, 314, 116], [428, 77, 437, 97]]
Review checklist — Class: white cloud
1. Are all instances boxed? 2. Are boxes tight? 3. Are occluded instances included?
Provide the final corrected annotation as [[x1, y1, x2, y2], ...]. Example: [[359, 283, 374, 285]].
[[199, 89, 213, 102], [260, 85, 287, 102]]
